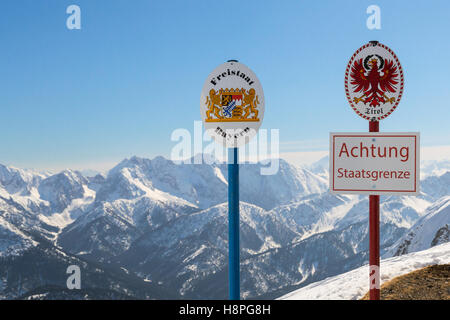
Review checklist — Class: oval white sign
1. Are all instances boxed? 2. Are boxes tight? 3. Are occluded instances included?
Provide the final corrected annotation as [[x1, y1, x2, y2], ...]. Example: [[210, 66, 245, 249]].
[[200, 61, 265, 148]]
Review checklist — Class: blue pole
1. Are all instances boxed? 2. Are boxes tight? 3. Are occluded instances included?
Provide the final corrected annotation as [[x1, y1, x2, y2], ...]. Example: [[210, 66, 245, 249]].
[[228, 147, 240, 300]]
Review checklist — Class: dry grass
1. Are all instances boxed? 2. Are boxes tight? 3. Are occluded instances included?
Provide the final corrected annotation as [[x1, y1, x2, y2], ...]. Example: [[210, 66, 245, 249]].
[[361, 264, 450, 300]]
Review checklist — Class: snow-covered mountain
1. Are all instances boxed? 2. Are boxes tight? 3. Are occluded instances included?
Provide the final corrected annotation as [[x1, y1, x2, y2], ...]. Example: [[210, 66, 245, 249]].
[[421, 171, 450, 201], [421, 159, 450, 178], [0, 214, 37, 257], [37, 170, 88, 214], [96, 155, 327, 210], [384, 196, 450, 257], [237, 159, 328, 210], [0, 241, 175, 299], [0, 164, 46, 196], [307, 155, 329, 179], [0, 155, 448, 299], [55, 156, 328, 261], [58, 196, 198, 260], [279, 242, 450, 300], [115, 202, 299, 298]]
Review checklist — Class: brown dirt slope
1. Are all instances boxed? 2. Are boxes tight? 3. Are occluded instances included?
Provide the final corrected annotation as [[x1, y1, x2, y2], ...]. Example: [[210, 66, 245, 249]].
[[361, 264, 450, 300]]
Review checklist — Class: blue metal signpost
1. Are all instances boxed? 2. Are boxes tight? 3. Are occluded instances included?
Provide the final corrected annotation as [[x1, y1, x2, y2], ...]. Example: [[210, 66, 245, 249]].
[[201, 59, 263, 300], [228, 147, 240, 300]]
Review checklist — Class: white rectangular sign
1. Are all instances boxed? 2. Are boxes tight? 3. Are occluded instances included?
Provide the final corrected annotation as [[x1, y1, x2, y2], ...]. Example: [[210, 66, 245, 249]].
[[330, 132, 420, 195]]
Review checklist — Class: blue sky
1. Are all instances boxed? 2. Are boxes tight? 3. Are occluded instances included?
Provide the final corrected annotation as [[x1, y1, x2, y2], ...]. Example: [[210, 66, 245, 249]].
[[1, 0, 450, 171]]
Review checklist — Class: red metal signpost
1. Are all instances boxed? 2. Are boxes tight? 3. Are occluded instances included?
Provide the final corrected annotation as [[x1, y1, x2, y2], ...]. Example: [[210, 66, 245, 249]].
[[344, 41, 405, 300], [369, 120, 380, 300]]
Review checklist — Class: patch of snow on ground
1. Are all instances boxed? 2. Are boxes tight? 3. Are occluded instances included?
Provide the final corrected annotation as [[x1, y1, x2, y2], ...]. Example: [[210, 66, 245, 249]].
[[279, 242, 450, 300]]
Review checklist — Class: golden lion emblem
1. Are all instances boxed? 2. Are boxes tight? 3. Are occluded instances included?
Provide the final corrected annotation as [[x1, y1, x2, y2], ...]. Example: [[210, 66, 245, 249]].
[[205, 88, 260, 122]]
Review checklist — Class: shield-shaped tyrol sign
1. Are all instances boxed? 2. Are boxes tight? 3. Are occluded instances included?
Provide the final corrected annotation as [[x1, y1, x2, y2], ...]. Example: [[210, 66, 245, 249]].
[[345, 42, 404, 121], [200, 61, 265, 148]]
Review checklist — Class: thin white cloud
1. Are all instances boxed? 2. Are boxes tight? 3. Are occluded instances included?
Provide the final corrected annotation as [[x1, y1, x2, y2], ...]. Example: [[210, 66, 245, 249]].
[[421, 145, 450, 161], [280, 139, 328, 152]]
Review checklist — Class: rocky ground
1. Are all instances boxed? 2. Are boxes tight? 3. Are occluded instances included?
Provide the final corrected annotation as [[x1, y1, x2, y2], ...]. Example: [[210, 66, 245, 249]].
[[361, 264, 449, 300]]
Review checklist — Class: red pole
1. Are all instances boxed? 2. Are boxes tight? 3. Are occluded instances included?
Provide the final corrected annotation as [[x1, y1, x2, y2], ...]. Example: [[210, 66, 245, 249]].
[[369, 120, 380, 300]]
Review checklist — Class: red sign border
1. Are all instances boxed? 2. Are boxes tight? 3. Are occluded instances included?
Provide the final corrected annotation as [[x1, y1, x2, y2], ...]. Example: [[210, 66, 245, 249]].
[[331, 133, 419, 194], [344, 42, 404, 121]]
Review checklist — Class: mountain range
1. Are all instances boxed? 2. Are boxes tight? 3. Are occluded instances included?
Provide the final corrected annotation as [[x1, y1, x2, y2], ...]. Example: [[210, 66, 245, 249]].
[[0, 155, 449, 299]]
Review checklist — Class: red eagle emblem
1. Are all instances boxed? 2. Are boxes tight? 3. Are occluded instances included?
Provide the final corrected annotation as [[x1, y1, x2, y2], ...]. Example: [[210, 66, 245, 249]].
[[350, 55, 399, 107]]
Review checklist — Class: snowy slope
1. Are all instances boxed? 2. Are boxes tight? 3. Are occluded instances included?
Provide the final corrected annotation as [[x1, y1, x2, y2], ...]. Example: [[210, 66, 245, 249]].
[[271, 193, 357, 238], [421, 171, 450, 201], [57, 196, 198, 259], [0, 165, 51, 218], [279, 242, 450, 300], [334, 195, 430, 231], [237, 159, 328, 210], [0, 216, 37, 257], [55, 155, 329, 262], [421, 159, 450, 178], [37, 170, 89, 214], [0, 164, 46, 196], [115, 202, 300, 297], [384, 196, 450, 257], [0, 166, 95, 229], [112, 199, 407, 299], [98, 156, 214, 208], [307, 155, 329, 179], [271, 193, 429, 243], [0, 195, 54, 252]]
